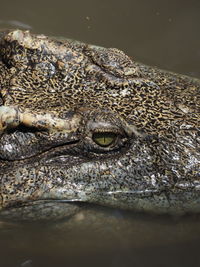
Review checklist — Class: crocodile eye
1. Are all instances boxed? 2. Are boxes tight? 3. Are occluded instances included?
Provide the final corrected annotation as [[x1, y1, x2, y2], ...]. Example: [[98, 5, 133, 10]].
[[92, 132, 117, 147]]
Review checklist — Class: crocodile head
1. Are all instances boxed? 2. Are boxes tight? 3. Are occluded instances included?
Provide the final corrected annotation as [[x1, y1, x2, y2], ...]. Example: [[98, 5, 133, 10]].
[[0, 29, 199, 217]]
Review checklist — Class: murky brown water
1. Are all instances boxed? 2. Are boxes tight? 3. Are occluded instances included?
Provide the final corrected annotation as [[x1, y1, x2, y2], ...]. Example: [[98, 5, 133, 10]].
[[0, 0, 200, 266]]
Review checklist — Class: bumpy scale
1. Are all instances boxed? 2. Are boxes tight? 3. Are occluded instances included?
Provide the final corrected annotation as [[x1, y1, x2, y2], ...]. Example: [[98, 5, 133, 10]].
[[0, 29, 199, 218]]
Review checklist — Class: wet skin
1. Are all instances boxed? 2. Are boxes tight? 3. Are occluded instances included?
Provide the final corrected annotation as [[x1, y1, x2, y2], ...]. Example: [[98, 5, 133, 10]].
[[0, 29, 199, 219]]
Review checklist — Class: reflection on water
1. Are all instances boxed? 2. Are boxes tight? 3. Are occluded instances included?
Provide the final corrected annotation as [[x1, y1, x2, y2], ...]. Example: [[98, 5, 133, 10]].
[[1, 206, 200, 267], [0, 207, 200, 267], [0, 0, 200, 266]]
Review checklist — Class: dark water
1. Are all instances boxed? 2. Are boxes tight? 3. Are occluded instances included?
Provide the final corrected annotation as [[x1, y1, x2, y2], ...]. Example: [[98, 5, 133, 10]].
[[2, 207, 200, 267], [0, 0, 200, 266]]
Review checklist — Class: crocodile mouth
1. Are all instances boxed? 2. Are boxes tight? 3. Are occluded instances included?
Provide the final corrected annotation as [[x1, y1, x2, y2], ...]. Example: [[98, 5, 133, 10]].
[[0, 125, 81, 162]]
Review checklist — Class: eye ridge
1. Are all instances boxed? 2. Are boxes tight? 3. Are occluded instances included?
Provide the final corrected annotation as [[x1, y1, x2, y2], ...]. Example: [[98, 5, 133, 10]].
[[92, 131, 118, 147]]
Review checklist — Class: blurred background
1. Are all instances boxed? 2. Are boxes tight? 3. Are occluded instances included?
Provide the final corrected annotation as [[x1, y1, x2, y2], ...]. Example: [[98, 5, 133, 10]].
[[0, 0, 200, 267]]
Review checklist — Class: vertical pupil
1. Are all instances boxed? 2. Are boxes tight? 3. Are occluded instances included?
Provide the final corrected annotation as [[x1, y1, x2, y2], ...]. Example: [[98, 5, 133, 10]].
[[92, 132, 117, 147]]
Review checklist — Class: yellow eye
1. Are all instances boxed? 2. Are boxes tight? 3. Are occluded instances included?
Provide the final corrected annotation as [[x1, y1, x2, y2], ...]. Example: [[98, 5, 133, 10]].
[[92, 132, 117, 147]]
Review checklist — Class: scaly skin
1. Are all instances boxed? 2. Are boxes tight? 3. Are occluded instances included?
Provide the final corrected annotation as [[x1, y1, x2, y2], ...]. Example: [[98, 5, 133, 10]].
[[0, 29, 199, 217]]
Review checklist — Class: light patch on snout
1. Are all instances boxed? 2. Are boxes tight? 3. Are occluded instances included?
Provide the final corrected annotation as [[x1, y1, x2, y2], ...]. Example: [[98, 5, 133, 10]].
[[124, 123, 145, 138], [3, 143, 13, 153], [0, 105, 81, 133], [0, 106, 20, 131], [120, 88, 131, 97]]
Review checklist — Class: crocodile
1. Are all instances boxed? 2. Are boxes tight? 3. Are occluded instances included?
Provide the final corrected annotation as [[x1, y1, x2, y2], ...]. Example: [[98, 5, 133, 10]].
[[0, 29, 199, 219]]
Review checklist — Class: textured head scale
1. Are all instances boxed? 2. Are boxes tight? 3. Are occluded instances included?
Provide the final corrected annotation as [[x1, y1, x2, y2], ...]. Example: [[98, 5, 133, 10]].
[[0, 30, 199, 217]]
